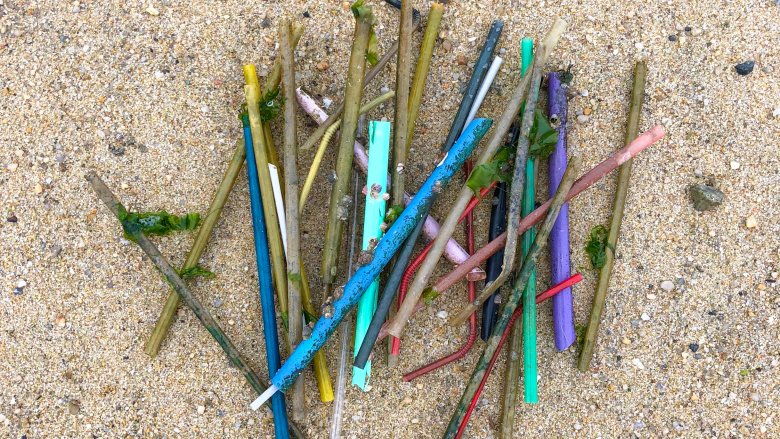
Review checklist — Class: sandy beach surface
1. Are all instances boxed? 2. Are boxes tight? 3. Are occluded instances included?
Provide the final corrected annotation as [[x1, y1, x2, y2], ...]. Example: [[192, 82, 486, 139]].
[[1, 0, 779, 437]]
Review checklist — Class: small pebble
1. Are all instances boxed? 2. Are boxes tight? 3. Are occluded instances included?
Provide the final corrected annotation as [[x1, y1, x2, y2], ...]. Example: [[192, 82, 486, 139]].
[[34, 183, 43, 194], [456, 54, 467, 65], [735, 60, 755, 76], [316, 60, 330, 71], [641, 313, 651, 321], [632, 358, 645, 370], [441, 40, 453, 52], [694, 168, 703, 177], [688, 184, 724, 211], [689, 343, 699, 352], [668, 35, 678, 42], [750, 392, 761, 402], [634, 42, 644, 50], [730, 160, 740, 170], [55, 314, 67, 327], [213, 298, 223, 308], [322, 97, 333, 109], [745, 215, 757, 229], [197, 405, 205, 415], [228, 319, 235, 326], [660, 280, 675, 292], [772, 106, 780, 118], [7, 214, 18, 223], [17, 279, 27, 289], [583, 107, 593, 116], [68, 400, 80, 415], [6, 163, 18, 172], [145, 6, 159, 16], [435, 310, 448, 319], [576, 114, 590, 124]]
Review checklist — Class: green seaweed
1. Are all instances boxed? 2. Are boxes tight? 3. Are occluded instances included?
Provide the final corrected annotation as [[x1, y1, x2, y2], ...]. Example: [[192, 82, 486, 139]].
[[120, 210, 200, 240], [466, 145, 513, 193], [350, 0, 378, 65], [179, 265, 215, 280], [238, 88, 285, 124], [585, 225, 612, 269], [528, 110, 559, 159], [421, 287, 439, 305]]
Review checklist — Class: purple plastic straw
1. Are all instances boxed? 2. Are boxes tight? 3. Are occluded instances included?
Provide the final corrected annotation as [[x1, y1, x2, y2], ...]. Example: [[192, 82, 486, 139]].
[[547, 72, 576, 351]]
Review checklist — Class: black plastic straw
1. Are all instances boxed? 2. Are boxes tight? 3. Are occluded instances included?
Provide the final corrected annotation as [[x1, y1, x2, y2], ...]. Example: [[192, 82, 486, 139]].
[[440, 20, 503, 152]]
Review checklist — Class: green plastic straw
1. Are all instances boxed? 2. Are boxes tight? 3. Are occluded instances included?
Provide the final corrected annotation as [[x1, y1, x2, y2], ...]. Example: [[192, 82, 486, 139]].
[[352, 121, 391, 389], [501, 38, 535, 432], [519, 37, 539, 405]]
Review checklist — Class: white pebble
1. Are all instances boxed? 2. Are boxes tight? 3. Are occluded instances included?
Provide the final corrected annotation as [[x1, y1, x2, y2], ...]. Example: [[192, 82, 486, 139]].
[[146, 6, 160, 16], [154, 70, 165, 80], [435, 310, 449, 319], [632, 358, 646, 370], [660, 281, 675, 292], [197, 405, 205, 415], [773, 106, 780, 118], [577, 114, 590, 124], [641, 312, 650, 321], [745, 215, 757, 229], [322, 97, 333, 109], [17, 279, 27, 288], [635, 42, 645, 50], [730, 160, 740, 170]]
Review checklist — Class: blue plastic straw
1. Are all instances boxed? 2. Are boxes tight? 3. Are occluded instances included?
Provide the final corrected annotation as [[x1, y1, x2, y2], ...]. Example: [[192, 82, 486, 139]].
[[242, 116, 290, 438]]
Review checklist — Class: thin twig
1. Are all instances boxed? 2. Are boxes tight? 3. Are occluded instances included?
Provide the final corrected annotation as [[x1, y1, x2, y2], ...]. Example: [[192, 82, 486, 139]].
[[391, 0, 413, 206], [470, 44, 546, 320], [279, 20, 305, 422], [85, 172, 305, 439], [384, 18, 567, 339], [405, 2, 444, 153], [244, 65, 290, 328], [143, 144, 245, 357], [578, 61, 648, 371], [320, 6, 374, 300]]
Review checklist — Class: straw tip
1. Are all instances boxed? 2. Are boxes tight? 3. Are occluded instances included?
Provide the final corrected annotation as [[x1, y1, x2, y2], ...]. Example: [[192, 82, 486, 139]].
[[250, 385, 278, 411], [351, 366, 370, 391]]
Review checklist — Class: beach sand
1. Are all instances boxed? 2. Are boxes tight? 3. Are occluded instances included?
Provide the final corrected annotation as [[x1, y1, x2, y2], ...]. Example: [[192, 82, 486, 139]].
[[1, 0, 779, 437]]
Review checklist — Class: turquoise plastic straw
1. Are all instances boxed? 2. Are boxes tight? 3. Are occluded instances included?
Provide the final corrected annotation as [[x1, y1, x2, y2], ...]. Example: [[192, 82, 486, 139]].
[[352, 121, 391, 389]]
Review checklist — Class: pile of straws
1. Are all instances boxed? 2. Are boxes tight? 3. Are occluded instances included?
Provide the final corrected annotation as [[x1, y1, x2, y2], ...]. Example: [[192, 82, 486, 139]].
[[87, 2, 666, 438]]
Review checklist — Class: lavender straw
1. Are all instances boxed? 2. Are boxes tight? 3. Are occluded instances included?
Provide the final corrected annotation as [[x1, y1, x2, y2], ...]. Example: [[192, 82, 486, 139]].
[[547, 72, 575, 351]]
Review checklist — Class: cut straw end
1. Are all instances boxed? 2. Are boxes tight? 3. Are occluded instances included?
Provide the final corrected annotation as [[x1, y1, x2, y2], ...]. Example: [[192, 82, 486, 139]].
[[250, 384, 279, 411]]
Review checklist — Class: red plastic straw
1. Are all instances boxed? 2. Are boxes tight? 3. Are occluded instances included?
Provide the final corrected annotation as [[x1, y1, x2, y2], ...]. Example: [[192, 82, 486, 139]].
[[454, 273, 584, 438], [390, 181, 495, 359], [402, 162, 479, 381]]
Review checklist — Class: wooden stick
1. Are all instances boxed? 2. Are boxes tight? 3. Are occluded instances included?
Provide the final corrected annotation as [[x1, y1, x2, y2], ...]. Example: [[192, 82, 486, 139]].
[[85, 172, 305, 439], [391, 0, 414, 206], [443, 157, 580, 439], [384, 18, 567, 339], [279, 20, 305, 422], [405, 2, 444, 153], [143, 144, 245, 357], [321, 6, 374, 293], [299, 7, 420, 152], [578, 61, 648, 371]]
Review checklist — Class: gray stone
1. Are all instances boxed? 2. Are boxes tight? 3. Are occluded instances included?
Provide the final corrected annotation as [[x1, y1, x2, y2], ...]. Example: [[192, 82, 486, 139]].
[[689, 184, 724, 211]]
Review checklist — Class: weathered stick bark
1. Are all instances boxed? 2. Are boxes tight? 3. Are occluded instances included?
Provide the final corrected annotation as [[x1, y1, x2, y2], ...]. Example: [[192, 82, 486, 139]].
[[391, 0, 414, 206], [321, 6, 373, 292], [85, 172, 305, 439], [578, 61, 648, 371], [279, 20, 305, 422]]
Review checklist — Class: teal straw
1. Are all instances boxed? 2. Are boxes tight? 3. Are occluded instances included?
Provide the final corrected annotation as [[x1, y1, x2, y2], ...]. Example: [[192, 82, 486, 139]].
[[352, 121, 391, 389], [519, 37, 539, 404]]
